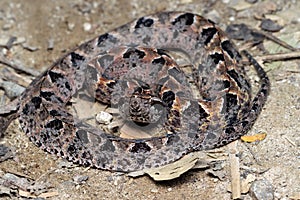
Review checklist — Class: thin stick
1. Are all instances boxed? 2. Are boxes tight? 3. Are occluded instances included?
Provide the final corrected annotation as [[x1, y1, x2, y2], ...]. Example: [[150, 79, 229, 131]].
[[228, 141, 241, 199], [254, 29, 298, 51], [256, 51, 300, 63]]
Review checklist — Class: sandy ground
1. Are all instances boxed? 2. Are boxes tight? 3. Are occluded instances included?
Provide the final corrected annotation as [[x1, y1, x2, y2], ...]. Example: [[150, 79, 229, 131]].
[[0, 0, 299, 199]]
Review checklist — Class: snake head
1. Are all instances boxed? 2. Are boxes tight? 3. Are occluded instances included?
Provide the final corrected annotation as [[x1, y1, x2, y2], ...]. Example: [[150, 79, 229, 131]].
[[128, 91, 167, 125]]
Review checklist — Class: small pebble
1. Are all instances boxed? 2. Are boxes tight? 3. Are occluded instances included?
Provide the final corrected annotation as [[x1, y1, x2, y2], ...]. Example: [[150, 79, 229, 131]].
[[57, 160, 74, 168], [2, 23, 13, 30], [73, 175, 89, 184], [229, 16, 235, 22], [14, 37, 26, 45], [3, 173, 31, 189], [67, 22, 75, 31], [47, 38, 54, 51], [260, 19, 283, 32], [0, 81, 25, 99], [0, 144, 13, 162], [83, 22, 92, 32], [96, 111, 113, 124], [150, 188, 158, 193], [22, 43, 39, 52]]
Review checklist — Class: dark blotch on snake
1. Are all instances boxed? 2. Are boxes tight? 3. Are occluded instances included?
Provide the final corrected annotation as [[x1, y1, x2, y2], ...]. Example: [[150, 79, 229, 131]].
[[223, 80, 231, 89], [172, 13, 194, 26], [222, 93, 238, 114], [45, 119, 63, 130], [227, 69, 243, 88], [162, 90, 175, 108], [31, 96, 42, 109], [76, 129, 89, 144], [123, 48, 146, 59], [40, 91, 63, 103], [157, 49, 170, 57], [221, 40, 236, 59], [22, 97, 42, 115], [48, 71, 64, 83], [151, 57, 166, 65], [97, 33, 118, 47], [49, 110, 61, 117], [135, 17, 154, 28], [210, 52, 225, 64], [129, 142, 151, 153], [198, 104, 209, 119], [70, 52, 85, 68], [201, 27, 218, 45], [67, 143, 77, 155], [97, 33, 109, 45]]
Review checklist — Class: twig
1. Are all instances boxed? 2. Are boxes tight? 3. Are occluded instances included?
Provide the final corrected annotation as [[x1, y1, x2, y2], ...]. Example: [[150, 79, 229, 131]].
[[254, 29, 298, 51], [282, 135, 297, 147], [256, 51, 300, 63], [228, 141, 241, 199]]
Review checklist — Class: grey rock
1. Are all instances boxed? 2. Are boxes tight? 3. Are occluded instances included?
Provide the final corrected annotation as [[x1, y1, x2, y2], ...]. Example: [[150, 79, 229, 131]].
[[73, 175, 89, 184], [250, 179, 274, 200]]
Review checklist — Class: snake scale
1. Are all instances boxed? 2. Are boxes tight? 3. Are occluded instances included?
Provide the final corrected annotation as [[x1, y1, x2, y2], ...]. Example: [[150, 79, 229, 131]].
[[0, 12, 270, 172]]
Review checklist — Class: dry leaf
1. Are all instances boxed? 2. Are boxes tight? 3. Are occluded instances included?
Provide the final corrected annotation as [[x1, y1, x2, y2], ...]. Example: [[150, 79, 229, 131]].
[[128, 151, 226, 181], [142, 152, 199, 181], [241, 133, 267, 143], [128, 152, 202, 180]]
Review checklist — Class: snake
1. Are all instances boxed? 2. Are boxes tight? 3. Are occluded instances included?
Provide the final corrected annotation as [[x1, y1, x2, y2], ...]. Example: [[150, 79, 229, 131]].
[[0, 12, 270, 172]]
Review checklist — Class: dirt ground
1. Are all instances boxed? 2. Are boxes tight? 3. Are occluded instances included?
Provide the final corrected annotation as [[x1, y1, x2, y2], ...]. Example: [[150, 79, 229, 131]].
[[0, 0, 299, 199]]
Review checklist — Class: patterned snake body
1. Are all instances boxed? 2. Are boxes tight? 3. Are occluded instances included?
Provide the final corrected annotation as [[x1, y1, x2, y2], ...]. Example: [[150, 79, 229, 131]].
[[1, 12, 270, 172]]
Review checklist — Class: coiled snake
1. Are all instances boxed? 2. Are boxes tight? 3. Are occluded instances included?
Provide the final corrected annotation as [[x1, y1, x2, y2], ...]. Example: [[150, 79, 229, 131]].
[[0, 12, 270, 172]]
